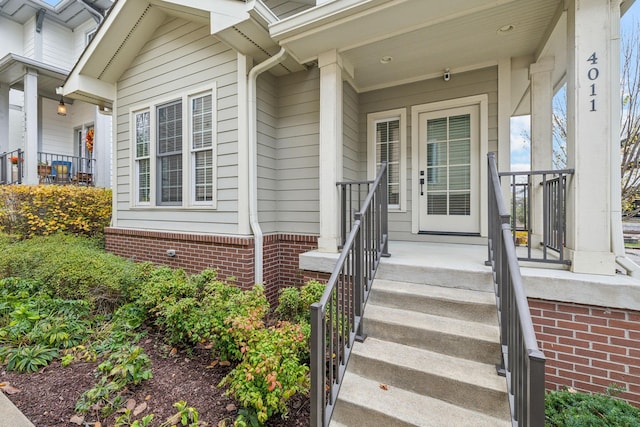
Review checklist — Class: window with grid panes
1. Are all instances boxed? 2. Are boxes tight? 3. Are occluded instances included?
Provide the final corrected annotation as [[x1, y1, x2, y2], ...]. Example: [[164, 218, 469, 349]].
[[134, 110, 151, 203], [191, 94, 213, 203], [375, 118, 401, 208], [426, 114, 471, 215], [157, 100, 183, 205]]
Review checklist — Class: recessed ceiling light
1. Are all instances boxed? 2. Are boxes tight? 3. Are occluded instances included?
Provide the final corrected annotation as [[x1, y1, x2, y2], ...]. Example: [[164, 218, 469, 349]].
[[497, 24, 515, 35], [380, 56, 393, 64]]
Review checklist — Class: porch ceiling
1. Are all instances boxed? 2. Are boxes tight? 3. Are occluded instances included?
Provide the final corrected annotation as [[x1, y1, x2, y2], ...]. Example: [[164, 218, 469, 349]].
[[271, 0, 562, 92], [0, 53, 68, 102]]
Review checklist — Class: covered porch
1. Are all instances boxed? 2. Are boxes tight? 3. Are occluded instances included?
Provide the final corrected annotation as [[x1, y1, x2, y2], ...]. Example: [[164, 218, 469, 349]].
[[270, 0, 635, 277], [0, 53, 109, 187]]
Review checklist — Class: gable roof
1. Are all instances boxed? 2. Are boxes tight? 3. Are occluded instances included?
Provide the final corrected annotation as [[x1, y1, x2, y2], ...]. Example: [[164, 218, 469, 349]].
[[61, 0, 305, 107]]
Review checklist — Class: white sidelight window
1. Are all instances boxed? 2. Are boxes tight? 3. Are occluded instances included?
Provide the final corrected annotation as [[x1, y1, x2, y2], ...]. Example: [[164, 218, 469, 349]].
[[190, 93, 214, 203], [134, 110, 150, 204], [367, 109, 407, 210]]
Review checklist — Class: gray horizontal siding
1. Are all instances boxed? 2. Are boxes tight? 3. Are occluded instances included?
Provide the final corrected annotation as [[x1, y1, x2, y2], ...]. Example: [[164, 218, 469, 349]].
[[343, 81, 361, 182], [114, 17, 239, 235], [257, 72, 279, 233], [275, 68, 321, 235]]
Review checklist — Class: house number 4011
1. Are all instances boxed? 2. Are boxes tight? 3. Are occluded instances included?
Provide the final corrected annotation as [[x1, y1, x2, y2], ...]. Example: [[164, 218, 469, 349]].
[[587, 52, 599, 112]]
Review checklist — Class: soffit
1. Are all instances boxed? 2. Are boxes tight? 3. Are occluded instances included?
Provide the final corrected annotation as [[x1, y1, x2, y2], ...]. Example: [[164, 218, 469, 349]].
[[0, 0, 112, 28], [272, 0, 562, 92], [0, 53, 67, 101]]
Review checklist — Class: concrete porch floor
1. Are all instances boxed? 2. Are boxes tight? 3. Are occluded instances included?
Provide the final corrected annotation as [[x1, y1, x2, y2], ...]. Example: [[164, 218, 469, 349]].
[[300, 240, 640, 312]]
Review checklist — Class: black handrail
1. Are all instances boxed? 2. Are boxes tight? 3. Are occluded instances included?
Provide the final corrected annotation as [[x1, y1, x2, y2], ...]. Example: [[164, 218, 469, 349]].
[[0, 149, 24, 184], [310, 163, 389, 427], [488, 153, 545, 427], [499, 168, 573, 264]]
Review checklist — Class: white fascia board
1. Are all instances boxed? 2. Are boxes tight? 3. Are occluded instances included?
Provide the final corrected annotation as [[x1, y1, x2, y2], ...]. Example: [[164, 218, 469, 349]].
[[270, 0, 387, 41], [210, 0, 278, 35], [62, 73, 115, 104], [67, 0, 129, 82]]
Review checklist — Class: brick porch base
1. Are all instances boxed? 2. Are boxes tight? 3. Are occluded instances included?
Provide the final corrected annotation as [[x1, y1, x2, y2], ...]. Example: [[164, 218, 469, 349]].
[[104, 228, 318, 303], [530, 299, 640, 406]]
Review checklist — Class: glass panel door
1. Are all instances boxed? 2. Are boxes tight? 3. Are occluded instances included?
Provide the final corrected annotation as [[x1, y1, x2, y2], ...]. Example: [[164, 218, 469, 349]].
[[418, 105, 479, 233]]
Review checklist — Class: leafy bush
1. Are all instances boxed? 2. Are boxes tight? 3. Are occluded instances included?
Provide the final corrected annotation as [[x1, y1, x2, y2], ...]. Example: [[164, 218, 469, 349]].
[[219, 317, 309, 425], [546, 386, 640, 426], [0, 233, 142, 311], [0, 278, 95, 372], [0, 185, 111, 239], [275, 280, 325, 324], [76, 345, 153, 417], [134, 268, 269, 352]]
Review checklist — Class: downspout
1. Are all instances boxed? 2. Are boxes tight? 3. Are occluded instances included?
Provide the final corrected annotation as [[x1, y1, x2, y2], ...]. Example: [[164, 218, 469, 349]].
[[76, 0, 104, 24], [248, 47, 288, 285]]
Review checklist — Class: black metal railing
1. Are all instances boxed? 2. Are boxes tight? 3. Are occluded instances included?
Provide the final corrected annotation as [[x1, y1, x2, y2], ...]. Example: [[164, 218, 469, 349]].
[[499, 166, 573, 264], [0, 149, 24, 184], [310, 163, 389, 427], [38, 152, 96, 185], [488, 153, 546, 427], [337, 179, 373, 246]]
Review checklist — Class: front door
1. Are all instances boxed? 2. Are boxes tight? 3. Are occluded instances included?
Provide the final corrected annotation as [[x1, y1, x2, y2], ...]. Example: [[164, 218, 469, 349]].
[[418, 105, 479, 234]]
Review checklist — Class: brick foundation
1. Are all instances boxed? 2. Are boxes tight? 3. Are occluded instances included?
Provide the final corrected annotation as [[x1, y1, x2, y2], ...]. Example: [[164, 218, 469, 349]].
[[104, 228, 317, 304], [530, 299, 640, 406]]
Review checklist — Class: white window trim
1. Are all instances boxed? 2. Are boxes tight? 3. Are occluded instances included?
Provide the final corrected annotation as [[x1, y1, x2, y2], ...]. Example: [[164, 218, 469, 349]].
[[188, 90, 217, 207], [132, 109, 151, 206], [367, 108, 407, 212], [410, 94, 488, 236], [129, 84, 217, 209]]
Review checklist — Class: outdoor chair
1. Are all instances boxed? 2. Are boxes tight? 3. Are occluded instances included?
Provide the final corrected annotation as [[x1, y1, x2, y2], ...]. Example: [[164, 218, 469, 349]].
[[51, 160, 72, 183]]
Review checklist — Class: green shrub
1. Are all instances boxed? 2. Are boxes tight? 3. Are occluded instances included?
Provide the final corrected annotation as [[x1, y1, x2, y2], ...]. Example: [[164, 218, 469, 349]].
[[546, 386, 640, 426], [275, 280, 325, 324], [0, 185, 111, 239], [219, 317, 309, 425], [0, 234, 142, 311], [134, 268, 269, 352]]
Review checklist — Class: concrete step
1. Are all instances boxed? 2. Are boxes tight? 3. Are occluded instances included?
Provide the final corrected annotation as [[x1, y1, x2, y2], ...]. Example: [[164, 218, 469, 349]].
[[330, 372, 511, 427], [348, 337, 510, 419], [374, 244, 494, 293], [363, 302, 502, 365], [369, 279, 497, 325]]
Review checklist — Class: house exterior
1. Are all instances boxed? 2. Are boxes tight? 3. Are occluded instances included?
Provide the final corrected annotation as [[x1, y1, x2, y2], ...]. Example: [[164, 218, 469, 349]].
[[61, 0, 640, 408], [0, 0, 113, 187]]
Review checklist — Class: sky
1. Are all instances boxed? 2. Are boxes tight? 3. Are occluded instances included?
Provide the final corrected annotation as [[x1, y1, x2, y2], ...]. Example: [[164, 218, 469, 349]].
[[510, 1, 640, 171]]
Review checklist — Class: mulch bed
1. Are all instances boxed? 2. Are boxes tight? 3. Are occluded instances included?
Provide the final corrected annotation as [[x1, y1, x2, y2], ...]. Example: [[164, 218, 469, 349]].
[[1, 331, 310, 427]]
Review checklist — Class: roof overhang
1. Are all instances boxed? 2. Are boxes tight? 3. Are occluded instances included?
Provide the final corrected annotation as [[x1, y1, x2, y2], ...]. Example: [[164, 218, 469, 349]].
[[269, 0, 566, 93], [210, 0, 304, 75], [0, 53, 69, 101], [61, 0, 305, 106]]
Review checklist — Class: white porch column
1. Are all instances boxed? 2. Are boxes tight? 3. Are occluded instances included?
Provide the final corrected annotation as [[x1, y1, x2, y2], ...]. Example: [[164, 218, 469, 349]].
[[317, 50, 344, 253], [497, 58, 512, 204], [23, 68, 39, 185], [529, 57, 555, 247], [565, 0, 619, 274], [0, 84, 9, 153]]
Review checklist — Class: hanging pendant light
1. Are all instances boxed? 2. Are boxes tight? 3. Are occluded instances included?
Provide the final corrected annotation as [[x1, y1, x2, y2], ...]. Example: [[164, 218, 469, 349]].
[[57, 97, 67, 116]]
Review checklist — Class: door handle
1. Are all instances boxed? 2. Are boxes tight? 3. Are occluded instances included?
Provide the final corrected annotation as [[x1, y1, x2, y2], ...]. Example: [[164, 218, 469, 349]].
[[420, 170, 425, 195]]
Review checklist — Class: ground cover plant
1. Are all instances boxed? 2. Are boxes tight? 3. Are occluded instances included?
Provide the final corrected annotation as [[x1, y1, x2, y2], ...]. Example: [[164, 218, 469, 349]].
[[0, 232, 316, 426], [546, 386, 640, 426]]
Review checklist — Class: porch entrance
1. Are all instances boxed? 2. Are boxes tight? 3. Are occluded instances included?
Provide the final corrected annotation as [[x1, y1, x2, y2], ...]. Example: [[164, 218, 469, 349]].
[[418, 105, 479, 234]]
